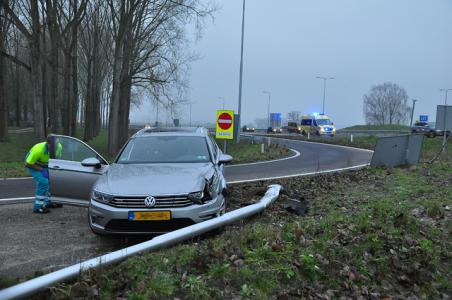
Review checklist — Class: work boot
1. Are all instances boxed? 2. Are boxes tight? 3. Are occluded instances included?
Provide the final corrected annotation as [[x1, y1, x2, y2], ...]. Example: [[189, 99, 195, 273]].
[[47, 202, 63, 208], [33, 207, 50, 214]]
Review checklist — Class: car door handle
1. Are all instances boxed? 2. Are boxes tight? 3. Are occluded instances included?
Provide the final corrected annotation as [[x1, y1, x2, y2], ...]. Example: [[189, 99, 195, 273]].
[[52, 166, 61, 169]]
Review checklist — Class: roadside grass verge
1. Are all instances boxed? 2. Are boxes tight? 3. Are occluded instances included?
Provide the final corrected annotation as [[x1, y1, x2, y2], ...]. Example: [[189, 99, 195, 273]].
[[220, 140, 290, 164], [0, 129, 290, 178], [271, 133, 450, 161], [39, 148, 451, 299], [341, 124, 410, 131]]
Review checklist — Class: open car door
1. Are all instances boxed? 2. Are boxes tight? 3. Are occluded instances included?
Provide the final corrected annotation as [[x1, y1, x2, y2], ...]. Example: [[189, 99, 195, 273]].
[[48, 135, 109, 207]]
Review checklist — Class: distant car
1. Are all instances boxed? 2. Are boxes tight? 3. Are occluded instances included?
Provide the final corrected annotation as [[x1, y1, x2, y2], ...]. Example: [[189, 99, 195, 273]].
[[242, 126, 255, 132], [411, 122, 441, 138], [267, 127, 282, 134], [287, 121, 301, 133]]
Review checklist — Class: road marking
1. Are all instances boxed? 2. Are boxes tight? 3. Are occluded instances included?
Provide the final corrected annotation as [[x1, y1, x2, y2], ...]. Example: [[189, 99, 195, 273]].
[[0, 197, 34, 204], [1, 177, 32, 180], [226, 149, 300, 167], [227, 163, 370, 184]]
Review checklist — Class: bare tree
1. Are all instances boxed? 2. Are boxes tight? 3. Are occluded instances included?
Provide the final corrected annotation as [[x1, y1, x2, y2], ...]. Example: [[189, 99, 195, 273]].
[[287, 110, 301, 121], [363, 82, 410, 125], [107, 0, 214, 155], [1, 0, 47, 138], [0, 0, 9, 141], [79, 0, 111, 141]]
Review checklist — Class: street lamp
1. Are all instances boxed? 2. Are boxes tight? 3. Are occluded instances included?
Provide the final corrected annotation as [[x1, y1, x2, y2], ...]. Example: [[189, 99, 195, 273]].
[[188, 102, 195, 127], [237, 0, 246, 142], [262, 90, 271, 127], [316, 76, 335, 114], [440, 88, 452, 148], [410, 99, 418, 127], [155, 101, 159, 127]]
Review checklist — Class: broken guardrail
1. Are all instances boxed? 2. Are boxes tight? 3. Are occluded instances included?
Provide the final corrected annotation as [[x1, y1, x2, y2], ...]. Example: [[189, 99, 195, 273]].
[[0, 184, 282, 300]]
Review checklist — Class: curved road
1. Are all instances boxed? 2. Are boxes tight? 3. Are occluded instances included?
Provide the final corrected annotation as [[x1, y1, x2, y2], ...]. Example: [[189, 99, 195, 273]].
[[0, 137, 372, 280], [0, 138, 372, 201]]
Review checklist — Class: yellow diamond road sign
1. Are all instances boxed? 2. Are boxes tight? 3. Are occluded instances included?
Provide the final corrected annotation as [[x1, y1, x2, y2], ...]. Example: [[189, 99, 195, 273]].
[[216, 110, 234, 140]]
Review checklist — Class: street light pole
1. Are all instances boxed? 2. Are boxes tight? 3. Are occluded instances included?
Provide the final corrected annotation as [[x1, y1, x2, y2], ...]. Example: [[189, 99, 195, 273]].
[[410, 99, 418, 127], [237, 0, 246, 142], [316, 76, 334, 114], [189, 103, 192, 127], [440, 88, 452, 150], [262, 91, 271, 127], [155, 101, 159, 127]]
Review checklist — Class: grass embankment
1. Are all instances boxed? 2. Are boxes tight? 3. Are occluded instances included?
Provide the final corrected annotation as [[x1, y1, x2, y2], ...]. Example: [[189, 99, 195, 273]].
[[274, 133, 450, 161], [38, 141, 451, 299], [0, 129, 289, 178], [341, 124, 410, 131], [220, 140, 290, 164]]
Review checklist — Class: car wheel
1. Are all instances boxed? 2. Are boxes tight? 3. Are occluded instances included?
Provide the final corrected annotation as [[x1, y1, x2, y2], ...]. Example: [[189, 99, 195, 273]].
[[316, 131, 320, 136]]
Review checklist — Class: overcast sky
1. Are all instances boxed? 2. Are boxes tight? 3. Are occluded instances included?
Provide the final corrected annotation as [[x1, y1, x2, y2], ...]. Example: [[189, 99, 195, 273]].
[[131, 0, 452, 129]]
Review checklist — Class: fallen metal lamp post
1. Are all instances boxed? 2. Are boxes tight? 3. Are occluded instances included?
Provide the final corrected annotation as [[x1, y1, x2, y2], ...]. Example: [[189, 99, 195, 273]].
[[0, 185, 282, 300]]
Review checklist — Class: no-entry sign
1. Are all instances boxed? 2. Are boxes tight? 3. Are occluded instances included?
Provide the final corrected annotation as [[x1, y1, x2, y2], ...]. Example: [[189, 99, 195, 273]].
[[216, 110, 234, 140]]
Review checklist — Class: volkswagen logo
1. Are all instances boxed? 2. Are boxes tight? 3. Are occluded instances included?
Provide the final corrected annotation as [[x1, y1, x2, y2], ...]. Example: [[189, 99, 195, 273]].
[[144, 196, 156, 207]]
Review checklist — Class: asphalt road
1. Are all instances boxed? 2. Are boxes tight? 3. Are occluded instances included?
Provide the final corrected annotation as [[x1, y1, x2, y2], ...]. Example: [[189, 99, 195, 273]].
[[0, 138, 372, 200], [0, 138, 372, 281]]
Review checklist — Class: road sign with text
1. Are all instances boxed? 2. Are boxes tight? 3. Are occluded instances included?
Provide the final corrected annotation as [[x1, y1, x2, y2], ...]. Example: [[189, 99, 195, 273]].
[[419, 115, 428, 122], [216, 110, 234, 139]]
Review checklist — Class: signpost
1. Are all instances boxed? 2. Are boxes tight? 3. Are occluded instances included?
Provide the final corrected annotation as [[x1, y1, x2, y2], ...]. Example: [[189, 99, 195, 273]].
[[419, 115, 428, 122], [216, 110, 234, 153]]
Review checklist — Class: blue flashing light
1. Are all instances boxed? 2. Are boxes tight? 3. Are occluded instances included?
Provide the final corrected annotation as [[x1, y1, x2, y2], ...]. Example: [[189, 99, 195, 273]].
[[312, 112, 319, 117]]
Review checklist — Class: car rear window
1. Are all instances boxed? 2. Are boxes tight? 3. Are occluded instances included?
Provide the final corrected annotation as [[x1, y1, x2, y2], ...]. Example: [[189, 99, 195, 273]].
[[117, 136, 211, 163]]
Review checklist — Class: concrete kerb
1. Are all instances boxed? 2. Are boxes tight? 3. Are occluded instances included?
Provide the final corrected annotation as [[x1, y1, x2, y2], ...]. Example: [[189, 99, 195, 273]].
[[228, 163, 370, 185]]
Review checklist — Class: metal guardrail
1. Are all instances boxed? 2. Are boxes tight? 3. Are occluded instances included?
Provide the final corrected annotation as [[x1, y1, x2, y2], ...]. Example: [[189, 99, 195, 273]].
[[0, 185, 282, 300]]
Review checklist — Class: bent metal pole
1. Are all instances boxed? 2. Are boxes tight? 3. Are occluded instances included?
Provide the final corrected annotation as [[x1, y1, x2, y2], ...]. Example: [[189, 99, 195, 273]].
[[0, 185, 282, 300]]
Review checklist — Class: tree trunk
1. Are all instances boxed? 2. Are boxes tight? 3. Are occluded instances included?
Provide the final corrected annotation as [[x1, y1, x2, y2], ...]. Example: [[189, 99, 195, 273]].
[[0, 49, 7, 141], [30, 0, 45, 139], [62, 52, 71, 135], [0, 1, 8, 140], [70, 32, 78, 136], [46, 0, 59, 134], [84, 57, 93, 141], [14, 64, 21, 126]]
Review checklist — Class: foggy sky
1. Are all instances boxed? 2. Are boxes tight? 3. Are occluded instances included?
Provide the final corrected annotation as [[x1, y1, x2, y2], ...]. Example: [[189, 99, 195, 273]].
[[131, 0, 452, 129]]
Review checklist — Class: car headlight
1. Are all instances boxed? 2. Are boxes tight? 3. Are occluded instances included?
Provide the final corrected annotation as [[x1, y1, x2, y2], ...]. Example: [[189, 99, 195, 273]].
[[188, 191, 205, 204], [92, 190, 114, 203]]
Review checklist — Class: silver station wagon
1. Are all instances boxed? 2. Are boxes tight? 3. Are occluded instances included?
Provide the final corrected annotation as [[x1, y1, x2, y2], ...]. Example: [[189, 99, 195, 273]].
[[48, 127, 232, 235]]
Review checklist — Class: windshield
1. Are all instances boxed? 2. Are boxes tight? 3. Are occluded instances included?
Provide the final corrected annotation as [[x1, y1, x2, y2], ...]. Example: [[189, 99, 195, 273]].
[[117, 136, 211, 163], [316, 119, 332, 126]]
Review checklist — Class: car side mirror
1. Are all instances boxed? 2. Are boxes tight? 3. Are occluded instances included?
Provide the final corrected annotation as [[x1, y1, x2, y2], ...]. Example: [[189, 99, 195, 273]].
[[81, 157, 102, 168], [218, 154, 233, 164]]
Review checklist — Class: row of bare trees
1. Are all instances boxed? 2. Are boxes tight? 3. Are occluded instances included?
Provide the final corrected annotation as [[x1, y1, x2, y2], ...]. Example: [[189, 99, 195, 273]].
[[0, 0, 213, 154]]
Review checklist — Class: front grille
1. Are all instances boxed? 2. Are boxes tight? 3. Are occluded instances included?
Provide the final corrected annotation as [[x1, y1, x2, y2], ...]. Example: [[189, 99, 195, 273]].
[[105, 218, 195, 233], [109, 195, 193, 208]]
